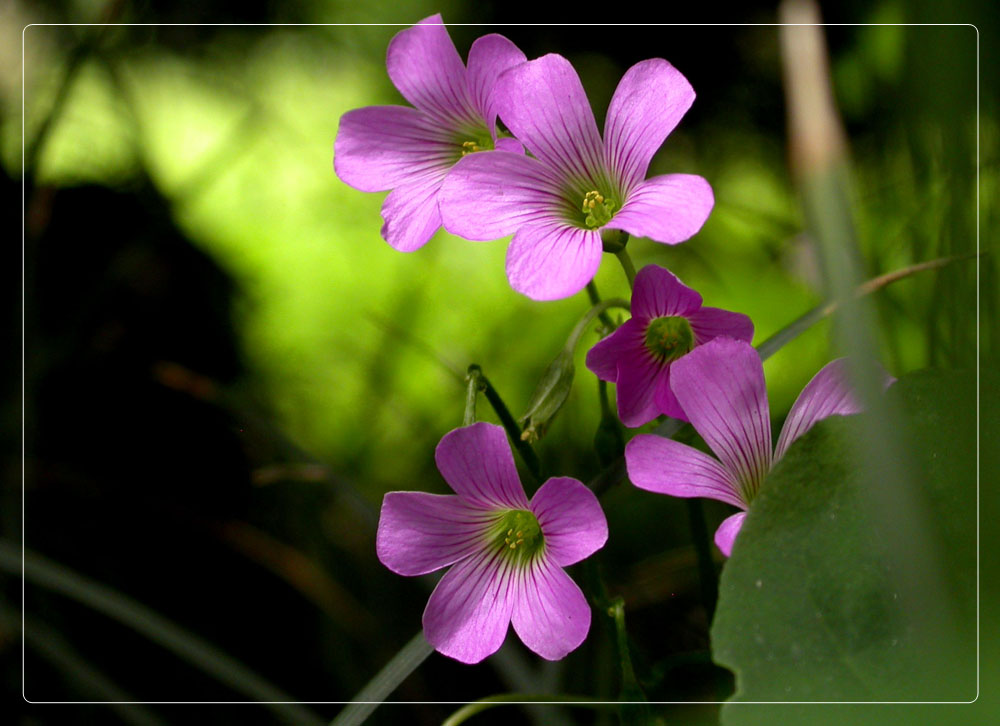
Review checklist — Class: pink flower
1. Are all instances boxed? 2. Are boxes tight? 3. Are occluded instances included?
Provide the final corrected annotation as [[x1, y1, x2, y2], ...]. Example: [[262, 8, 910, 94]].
[[439, 54, 714, 300], [625, 338, 894, 556], [377, 422, 608, 664], [334, 16, 525, 252], [585, 265, 753, 427]]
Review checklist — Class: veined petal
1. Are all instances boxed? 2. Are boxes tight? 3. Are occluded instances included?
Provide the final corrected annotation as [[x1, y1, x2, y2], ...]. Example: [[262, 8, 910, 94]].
[[435, 422, 529, 509], [615, 347, 666, 428], [714, 511, 747, 557], [652, 367, 686, 421], [506, 224, 602, 301], [530, 477, 608, 567], [630, 265, 702, 319], [422, 546, 516, 664], [511, 556, 591, 661], [625, 434, 746, 508], [687, 306, 755, 346], [439, 151, 564, 241], [380, 176, 444, 252], [376, 492, 493, 576], [585, 318, 643, 382], [773, 358, 894, 462], [610, 174, 714, 245], [466, 34, 528, 137], [386, 15, 478, 127], [669, 339, 772, 494], [494, 54, 605, 185], [604, 59, 696, 191], [334, 105, 454, 193]]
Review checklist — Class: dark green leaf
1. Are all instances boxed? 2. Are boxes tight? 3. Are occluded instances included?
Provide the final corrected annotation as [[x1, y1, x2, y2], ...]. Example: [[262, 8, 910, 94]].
[[711, 369, 981, 720]]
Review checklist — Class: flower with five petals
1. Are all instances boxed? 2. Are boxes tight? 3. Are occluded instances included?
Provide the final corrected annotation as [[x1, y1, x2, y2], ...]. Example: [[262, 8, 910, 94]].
[[377, 422, 608, 663]]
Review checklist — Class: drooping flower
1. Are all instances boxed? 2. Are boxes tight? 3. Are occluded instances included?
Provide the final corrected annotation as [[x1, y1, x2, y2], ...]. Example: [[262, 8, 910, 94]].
[[333, 16, 526, 252], [439, 54, 714, 300], [625, 338, 894, 556], [585, 265, 753, 427], [377, 422, 608, 664]]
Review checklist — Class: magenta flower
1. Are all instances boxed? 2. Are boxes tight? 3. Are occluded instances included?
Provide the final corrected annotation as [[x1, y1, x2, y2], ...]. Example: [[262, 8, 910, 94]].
[[625, 338, 894, 556], [585, 265, 753, 427], [333, 16, 526, 252], [377, 422, 608, 664], [439, 54, 714, 300]]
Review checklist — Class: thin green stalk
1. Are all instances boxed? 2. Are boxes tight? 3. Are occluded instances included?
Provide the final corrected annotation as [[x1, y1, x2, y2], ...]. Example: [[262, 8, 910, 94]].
[[585, 280, 617, 330], [685, 499, 718, 620], [565, 298, 630, 353], [329, 630, 434, 726], [3, 541, 324, 726], [614, 248, 637, 289], [441, 694, 608, 726], [464, 367, 484, 426], [467, 364, 542, 482]]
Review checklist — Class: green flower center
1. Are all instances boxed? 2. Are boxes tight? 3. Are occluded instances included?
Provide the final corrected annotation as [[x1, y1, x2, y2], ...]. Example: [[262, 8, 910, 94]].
[[582, 190, 618, 228], [490, 509, 544, 565], [644, 316, 695, 362]]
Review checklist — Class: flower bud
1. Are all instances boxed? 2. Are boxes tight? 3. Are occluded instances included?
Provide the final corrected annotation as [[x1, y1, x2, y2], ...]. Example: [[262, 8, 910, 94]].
[[519, 349, 576, 443]]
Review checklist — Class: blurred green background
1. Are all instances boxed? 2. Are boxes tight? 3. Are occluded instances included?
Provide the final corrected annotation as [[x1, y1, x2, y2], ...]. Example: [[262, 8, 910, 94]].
[[4, 0, 994, 724]]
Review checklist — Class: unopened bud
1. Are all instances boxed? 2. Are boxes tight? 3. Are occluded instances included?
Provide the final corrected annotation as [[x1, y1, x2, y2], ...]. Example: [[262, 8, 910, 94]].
[[519, 349, 576, 443]]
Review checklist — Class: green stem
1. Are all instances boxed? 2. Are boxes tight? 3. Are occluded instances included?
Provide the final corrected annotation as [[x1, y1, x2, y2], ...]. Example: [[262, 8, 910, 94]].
[[467, 364, 542, 482], [685, 499, 719, 620], [330, 630, 435, 726], [614, 248, 637, 290], [442, 694, 608, 726], [585, 280, 617, 330], [565, 298, 630, 353], [464, 367, 484, 426]]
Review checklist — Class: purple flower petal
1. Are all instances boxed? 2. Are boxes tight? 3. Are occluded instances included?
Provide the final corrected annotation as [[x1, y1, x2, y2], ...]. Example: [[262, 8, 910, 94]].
[[334, 105, 453, 193], [439, 151, 564, 240], [625, 434, 746, 508], [380, 176, 444, 252], [466, 34, 528, 137], [494, 137, 524, 154], [773, 358, 894, 462], [505, 224, 602, 301], [530, 477, 608, 567], [493, 54, 605, 184], [614, 347, 666, 428], [714, 511, 747, 557], [630, 265, 703, 319], [386, 15, 478, 127], [422, 546, 516, 664], [687, 306, 755, 346], [652, 368, 687, 421], [376, 492, 493, 576], [610, 173, 714, 245], [669, 339, 772, 492], [604, 59, 696, 191], [584, 318, 644, 382], [510, 555, 591, 661], [434, 422, 529, 510]]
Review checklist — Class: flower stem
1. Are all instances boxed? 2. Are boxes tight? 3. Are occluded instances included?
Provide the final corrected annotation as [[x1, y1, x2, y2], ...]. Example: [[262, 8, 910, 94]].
[[441, 694, 608, 726], [329, 630, 434, 726], [565, 298, 630, 354], [685, 499, 719, 620], [467, 364, 542, 482], [464, 366, 484, 426], [585, 280, 617, 330], [614, 248, 637, 289]]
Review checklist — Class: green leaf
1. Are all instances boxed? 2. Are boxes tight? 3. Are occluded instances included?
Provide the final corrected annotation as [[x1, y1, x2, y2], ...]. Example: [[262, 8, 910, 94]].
[[711, 369, 981, 720]]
